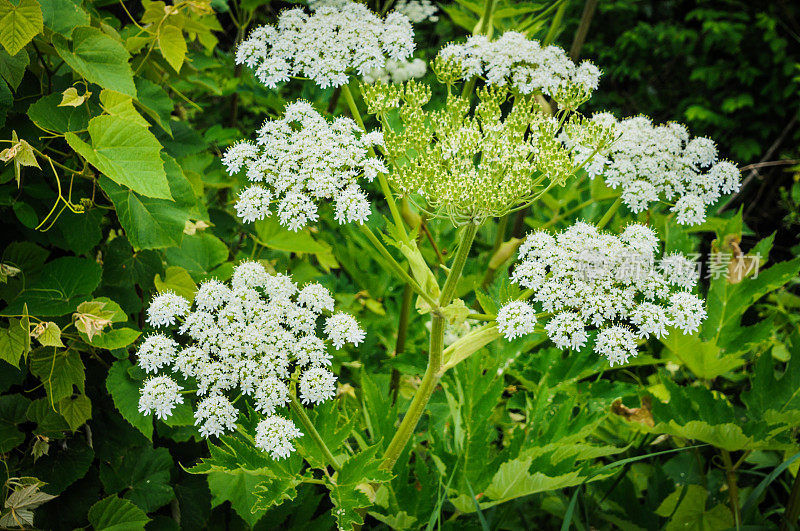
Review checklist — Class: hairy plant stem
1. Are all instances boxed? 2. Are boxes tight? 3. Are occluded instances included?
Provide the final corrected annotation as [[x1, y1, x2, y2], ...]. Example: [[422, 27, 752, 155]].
[[569, 0, 598, 60], [290, 395, 341, 472], [596, 196, 622, 229], [721, 450, 741, 529], [341, 83, 410, 244], [380, 223, 479, 471]]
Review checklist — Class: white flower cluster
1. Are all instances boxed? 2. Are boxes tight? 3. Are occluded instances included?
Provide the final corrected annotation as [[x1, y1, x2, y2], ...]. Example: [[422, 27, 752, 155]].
[[223, 101, 386, 231], [575, 114, 741, 225], [395, 0, 438, 23], [135, 261, 365, 460], [498, 222, 706, 366], [235, 2, 415, 89], [438, 31, 601, 106], [363, 58, 427, 84]]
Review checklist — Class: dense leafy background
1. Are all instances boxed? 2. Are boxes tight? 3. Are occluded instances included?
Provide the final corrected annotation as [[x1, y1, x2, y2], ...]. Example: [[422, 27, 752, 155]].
[[0, 0, 799, 529]]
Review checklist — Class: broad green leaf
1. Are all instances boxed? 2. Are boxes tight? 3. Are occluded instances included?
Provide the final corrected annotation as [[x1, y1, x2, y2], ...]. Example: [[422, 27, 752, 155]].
[[0, 393, 30, 452], [32, 437, 93, 494], [87, 327, 141, 350], [106, 359, 153, 440], [655, 484, 733, 531], [0, 0, 43, 55], [39, 0, 89, 38], [482, 458, 583, 507], [99, 177, 187, 250], [66, 115, 171, 199], [100, 445, 174, 512], [742, 331, 800, 424], [88, 495, 150, 531], [0, 48, 29, 90], [29, 348, 85, 403], [255, 216, 327, 254], [0, 478, 56, 528], [27, 93, 90, 133], [1, 256, 101, 316], [32, 321, 64, 347], [327, 445, 393, 530], [207, 469, 268, 528], [0, 317, 30, 367], [99, 89, 149, 127], [52, 26, 136, 96], [134, 78, 173, 134], [158, 23, 186, 73], [154, 266, 197, 301], [659, 328, 744, 379], [26, 397, 70, 438], [252, 476, 300, 512], [165, 232, 229, 280], [57, 393, 91, 430]]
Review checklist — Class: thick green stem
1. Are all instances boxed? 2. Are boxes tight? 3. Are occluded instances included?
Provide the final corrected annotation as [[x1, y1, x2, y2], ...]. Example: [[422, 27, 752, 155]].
[[475, 0, 496, 36], [569, 0, 598, 61], [341, 83, 409, 243], [596, 196, 622, 230], [290, 395, 341, 471], [380, 223, 479, 471], [359, 224, 438, 310]]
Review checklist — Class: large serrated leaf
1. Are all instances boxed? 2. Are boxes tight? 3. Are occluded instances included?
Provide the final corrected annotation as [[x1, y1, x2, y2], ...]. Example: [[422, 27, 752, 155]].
[[105, 359, 153, 440], [52, 26, 135, 96], [66, 115, 171, 199], [0, 0, 43, 55], [88, 495, 150, 531]]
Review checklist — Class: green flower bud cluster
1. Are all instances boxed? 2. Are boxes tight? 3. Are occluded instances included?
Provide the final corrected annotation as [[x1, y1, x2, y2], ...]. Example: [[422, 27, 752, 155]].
[[363, 80, 614, 224]]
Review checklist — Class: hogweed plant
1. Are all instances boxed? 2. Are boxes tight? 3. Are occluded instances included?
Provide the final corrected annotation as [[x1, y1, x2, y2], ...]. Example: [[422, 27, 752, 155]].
[[127, 1, 759, 527]]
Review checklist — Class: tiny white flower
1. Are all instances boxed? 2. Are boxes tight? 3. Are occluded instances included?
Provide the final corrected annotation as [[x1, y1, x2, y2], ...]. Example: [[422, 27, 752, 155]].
[[668, 292, 706, 334], [298, 283, 335, 314], [253, 376, 290, 415], [139, 375, 184, 420], [324, 313, 366, 348], [137, 334, 179, 374], [299, 366, 337, 405], [497, 301, 538, 340], [594, 326, 638, 366], [146, 291, 189, 328], [194, 394, 239, 438], [255, 415, 303, 460]]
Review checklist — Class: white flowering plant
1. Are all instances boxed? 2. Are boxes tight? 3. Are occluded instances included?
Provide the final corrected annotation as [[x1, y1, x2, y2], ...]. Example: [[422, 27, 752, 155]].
[[3, 0, 799, 529]]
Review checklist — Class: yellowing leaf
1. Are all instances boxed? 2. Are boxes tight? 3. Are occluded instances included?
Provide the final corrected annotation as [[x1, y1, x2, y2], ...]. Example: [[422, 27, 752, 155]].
[[0, 0, 44, 55], [154, 266, 197, 302], [58, 86, 89, 107], [99, 89, 148, 126], [158, 24, 186, 73], [73, 301, 115, 340], [31, 321, 64, 347]]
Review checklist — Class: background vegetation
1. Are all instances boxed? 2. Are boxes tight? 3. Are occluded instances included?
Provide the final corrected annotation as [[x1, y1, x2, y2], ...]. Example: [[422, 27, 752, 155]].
[[0, 0, 799, 529]]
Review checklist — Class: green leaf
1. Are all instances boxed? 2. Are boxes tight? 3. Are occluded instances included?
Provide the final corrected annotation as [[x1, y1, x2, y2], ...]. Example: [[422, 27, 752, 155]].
[[659, 328, 744, 380], [27, 93, 90, 133], [99, 89, 149, 127], [106, 359, 152, 440], [87, 327, 141, 350], [29, 348, 86, 403], [0, 317, 30, 367], [154, 266, 197, 302], [134, 78, 173, 134], [56, 393, 91, 430], [66, 115, 171, 199], [158, 23, 186, 73], [207, 469, 268, 528], [0, 0, 43, 55], [0, 393, 30, 452], [99, 177, 187, 250], [100, 445, 174, 512], [39, 0, 89, 38], [33, 321, 64, 347], [26, 397, 70, 438], [327, 445, 393, 530], [255, 217, 327, 254], [655, 484, 732, 531], [742, 331, 800, 424], [88, 495, 150, 531], [165, 232, 229, 280], [52, 26, 135, 96], [0, 48, 29, 90], [33, 437, 93, 494]]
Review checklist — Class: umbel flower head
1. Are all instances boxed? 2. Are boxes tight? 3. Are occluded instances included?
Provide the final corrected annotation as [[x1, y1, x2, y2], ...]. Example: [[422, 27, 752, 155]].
[[363, 57, 427, 84], [569, 113, 741, 225], [497, 222, 706, 366], [235, 2, 415, 89], [135, 261, 365, 460], [223, 101, 386, 231], [362, 81, 613, 224], [437, 31, 601, 108]]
